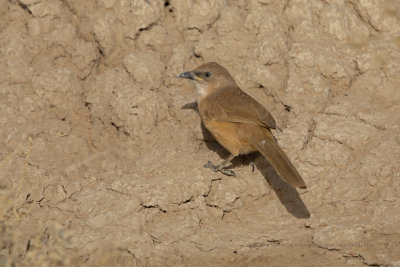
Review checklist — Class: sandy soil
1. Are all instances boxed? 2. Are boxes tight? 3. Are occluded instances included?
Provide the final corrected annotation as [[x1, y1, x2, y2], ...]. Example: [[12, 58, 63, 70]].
[[1, 0, 400, 266]]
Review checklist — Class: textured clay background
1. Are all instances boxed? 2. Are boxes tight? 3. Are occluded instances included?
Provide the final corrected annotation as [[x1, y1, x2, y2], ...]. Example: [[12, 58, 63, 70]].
[[1, 0, 400, 266]]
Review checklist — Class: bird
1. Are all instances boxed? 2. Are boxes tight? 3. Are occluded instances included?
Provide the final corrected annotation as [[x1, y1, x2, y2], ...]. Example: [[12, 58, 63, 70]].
[[178, 62, 306, 188]]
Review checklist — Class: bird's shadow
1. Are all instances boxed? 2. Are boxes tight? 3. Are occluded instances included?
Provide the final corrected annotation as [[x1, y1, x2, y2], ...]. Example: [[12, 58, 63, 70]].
[[182, 102, 310, 219], [254, 156, 310, 219]]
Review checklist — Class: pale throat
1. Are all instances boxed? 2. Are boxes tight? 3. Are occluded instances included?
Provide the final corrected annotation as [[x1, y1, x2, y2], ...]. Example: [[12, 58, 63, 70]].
[[193, 81, 208, 98]]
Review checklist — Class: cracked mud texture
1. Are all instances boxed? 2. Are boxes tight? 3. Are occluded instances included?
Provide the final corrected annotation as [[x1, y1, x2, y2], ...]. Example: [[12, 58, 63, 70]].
[[1, 0, 400, 266]]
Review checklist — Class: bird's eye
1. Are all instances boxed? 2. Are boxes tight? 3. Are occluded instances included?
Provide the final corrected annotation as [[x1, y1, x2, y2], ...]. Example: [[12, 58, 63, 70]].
[[205, 72, 212, 78]]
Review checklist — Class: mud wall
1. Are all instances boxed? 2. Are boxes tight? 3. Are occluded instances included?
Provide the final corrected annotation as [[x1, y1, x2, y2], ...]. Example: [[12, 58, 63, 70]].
[[0, 0, 399, 265]]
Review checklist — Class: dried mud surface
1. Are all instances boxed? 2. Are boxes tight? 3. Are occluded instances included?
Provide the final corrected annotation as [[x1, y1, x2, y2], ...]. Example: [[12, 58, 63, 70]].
[[1, 0, 400, 266]]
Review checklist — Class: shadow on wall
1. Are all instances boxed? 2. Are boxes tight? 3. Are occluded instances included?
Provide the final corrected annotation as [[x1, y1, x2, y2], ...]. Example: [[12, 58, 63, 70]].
[[182, 101, 310, 219], [255, 157, 310, 219]]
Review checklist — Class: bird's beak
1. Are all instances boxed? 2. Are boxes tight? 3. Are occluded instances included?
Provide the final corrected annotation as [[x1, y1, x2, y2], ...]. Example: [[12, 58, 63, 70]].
[[177, 71, 195, 80]]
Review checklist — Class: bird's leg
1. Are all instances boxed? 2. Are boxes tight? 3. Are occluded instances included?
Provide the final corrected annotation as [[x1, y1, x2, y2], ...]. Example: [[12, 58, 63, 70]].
[[204, 154, 236, 176]]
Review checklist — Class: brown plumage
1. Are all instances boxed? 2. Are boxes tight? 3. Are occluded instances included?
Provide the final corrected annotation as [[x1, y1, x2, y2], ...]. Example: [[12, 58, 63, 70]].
[[178, 62, 306, 188]]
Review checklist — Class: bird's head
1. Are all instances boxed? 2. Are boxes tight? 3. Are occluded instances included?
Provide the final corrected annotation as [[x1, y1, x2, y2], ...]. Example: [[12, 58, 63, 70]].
[[178, 62, 236, 99]]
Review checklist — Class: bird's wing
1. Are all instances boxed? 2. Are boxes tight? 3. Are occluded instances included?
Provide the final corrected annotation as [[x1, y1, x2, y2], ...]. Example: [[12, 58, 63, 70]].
[[201, 86, 277, 129]]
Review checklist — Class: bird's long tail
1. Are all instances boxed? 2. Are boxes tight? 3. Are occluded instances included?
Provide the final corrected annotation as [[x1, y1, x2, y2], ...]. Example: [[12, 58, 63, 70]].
[[249, 127, 306, 188]]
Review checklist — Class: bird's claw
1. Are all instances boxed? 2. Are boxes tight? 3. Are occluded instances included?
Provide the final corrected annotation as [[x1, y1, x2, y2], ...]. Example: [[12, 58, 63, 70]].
[[220, 168, 236, 176], [250, 161, 255, 173], [204, 161, 218, 170], [204, 161, 236, 177]]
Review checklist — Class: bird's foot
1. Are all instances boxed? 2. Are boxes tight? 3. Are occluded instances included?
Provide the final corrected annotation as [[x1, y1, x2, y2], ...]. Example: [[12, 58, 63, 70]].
[[204, 161, 236, 177], [250, 161, 255, 173], [220, 168, 236, 176], [204, 161, 218, 171]]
